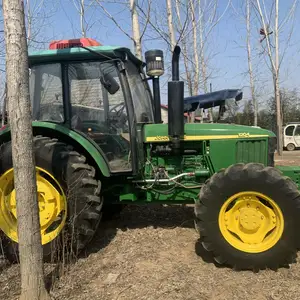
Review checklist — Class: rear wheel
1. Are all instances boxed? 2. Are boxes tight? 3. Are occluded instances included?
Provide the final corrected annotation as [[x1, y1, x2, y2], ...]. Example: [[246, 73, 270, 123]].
[[195, 163, 300, 271], [286, 143, 296, 151], [0, 136, 103, 262]]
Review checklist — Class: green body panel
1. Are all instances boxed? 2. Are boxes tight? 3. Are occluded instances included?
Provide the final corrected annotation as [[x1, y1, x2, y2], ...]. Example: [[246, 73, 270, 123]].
[[277, 165, 300, 190], [143, 123, 275, 142], [28, 46, 144, 67], [209, 139, 268, 171], [0, 122, 111, 177], [143, 123, 272, 174]]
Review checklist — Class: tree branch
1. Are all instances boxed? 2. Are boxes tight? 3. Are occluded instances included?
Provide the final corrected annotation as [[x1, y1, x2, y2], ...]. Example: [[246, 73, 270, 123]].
[[94, 0, 134, 41]]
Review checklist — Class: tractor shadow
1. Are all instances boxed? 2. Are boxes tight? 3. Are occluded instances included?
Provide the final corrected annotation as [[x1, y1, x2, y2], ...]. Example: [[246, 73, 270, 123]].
[[80, 203, 220, 268]]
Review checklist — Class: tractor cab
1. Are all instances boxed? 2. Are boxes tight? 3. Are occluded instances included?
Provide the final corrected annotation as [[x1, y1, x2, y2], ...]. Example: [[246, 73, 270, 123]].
[[29, 38, 154, 172]]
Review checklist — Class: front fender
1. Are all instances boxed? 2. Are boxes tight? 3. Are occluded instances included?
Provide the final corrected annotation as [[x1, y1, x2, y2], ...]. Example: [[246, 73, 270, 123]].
[[0, 122, 111, 177]]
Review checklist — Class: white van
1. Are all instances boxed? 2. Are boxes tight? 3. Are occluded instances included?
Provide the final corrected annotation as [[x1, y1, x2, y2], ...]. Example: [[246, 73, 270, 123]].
[[283, 122, 300, 151]]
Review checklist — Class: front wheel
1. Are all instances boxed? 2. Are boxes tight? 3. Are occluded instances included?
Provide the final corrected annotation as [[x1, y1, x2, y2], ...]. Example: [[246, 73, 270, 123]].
[[286, 143, 296, 151], [195, 163, 300, 271], [0, 136, 103, 262]]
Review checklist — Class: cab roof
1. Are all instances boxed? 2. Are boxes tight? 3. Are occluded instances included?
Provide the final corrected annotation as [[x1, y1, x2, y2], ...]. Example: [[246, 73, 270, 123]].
[[28, 45, 145, 67]]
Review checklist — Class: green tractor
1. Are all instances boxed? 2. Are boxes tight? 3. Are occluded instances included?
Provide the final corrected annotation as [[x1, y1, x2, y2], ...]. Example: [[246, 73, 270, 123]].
[[0, 37, 300, 271]]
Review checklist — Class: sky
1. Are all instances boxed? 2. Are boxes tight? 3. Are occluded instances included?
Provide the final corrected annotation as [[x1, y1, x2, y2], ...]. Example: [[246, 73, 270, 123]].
[[23, 0, 300, 108]]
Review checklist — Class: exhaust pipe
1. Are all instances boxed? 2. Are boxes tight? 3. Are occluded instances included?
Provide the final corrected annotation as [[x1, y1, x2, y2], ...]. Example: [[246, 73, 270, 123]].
[[172, 46, 180, 81], [168, 46, 184, 154]]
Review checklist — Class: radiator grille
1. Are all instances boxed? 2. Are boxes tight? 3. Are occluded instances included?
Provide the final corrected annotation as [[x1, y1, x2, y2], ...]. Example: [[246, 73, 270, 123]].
[[236, 140, 267, 164]]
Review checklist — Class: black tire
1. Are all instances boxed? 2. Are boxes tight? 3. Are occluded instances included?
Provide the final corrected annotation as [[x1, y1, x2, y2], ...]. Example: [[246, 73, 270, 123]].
[[195, 163, 300, 271], [0, 135, 103, 262], [286, 143, 296, 151]]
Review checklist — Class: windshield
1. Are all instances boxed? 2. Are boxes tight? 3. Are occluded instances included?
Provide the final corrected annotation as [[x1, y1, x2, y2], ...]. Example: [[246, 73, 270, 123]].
[[126, 61, 154, 123]]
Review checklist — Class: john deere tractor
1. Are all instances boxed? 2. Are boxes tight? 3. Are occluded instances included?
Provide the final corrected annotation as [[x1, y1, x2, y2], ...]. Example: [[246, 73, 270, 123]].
[[1, 37, 300, 271]]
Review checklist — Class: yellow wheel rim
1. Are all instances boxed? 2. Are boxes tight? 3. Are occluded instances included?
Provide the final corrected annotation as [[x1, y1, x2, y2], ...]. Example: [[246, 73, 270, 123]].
[[218, 191, 284, 253], [0, 167, 67, 245]]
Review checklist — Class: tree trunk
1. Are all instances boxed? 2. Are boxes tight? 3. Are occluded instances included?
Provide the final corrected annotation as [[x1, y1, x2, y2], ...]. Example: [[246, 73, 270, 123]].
[[190, 0, 199, 97], [26, 0, 32, 45], [175, 0, 192, 96], [255, 0, 283, 154], [2, 1, 51, 300], [80, 0, 86, 37], [130, 0, 142, 59], [246, 0, 257, 126], [198, 0, 210, 122], [166, 0, 176, 50], [274, 0, 283, 155]]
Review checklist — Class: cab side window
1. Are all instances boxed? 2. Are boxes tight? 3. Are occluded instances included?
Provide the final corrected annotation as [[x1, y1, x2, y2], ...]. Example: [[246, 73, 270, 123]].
[[285, 126, 295, 136]]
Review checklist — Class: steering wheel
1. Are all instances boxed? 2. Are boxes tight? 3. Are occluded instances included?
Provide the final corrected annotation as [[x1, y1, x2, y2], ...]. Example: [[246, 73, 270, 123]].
[[108, 102, 128, 132], [109, 102, 126, 117]]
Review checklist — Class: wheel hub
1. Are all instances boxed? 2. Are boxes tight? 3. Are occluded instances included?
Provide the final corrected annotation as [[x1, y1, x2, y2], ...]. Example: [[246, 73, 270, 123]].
[[219, 191, 283, 253], [239, 207, 263, 231], [0, 167, 67, 245]]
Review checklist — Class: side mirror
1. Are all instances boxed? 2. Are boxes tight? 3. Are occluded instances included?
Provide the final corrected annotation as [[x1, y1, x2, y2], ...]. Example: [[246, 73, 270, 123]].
[[100, 73, 120, 95]]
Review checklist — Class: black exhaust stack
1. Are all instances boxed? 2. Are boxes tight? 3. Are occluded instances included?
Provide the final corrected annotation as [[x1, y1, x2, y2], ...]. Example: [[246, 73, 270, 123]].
[[168, 46, 184, 154]]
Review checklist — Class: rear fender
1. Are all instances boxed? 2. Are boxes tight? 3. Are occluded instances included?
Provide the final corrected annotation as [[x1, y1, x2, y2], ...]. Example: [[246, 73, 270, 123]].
[[0, 122, 111, 177]]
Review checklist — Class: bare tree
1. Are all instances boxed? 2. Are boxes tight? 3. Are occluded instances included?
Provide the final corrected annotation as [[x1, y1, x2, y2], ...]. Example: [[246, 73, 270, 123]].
[[70, 0, 87, 37], [231, 0, 259, 126], [197, 0, 230, 122], [175, 0, 192, 95], [2, 1, 50, 299], [166, 0, 176, 50], [130, 0, 142, 59], [70, 0, 89, 37], [95, 0, 151, 59], [79, 0, 86, 37], [246, 0, 257, 126], [274, 0, 282, 154], [254, 0, 298, 155], [25, 0, 57, 49], [190, 0, 199, 96], [174, 0, 230, 121]]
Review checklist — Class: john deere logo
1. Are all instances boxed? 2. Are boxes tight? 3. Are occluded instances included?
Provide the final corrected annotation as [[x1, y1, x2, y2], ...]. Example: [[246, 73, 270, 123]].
[[238, 132, 250, 137]]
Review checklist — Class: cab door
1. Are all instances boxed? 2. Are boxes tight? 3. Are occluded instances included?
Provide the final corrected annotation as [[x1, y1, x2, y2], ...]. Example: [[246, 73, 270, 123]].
[[293, 125, 300, 147], [68, 60, 133, 173]]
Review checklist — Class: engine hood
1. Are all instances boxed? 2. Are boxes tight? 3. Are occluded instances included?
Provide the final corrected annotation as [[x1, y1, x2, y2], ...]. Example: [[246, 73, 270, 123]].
[[144, 123, 275, 143]]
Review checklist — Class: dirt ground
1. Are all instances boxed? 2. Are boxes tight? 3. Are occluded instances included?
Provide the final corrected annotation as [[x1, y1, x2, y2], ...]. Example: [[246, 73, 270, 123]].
[[2, 152, 300, 300]]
